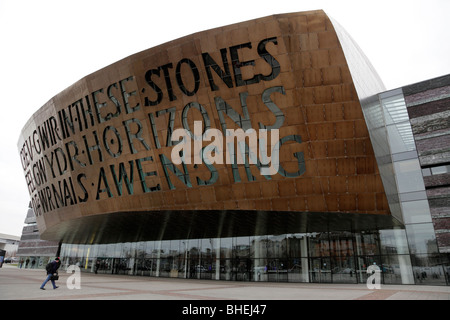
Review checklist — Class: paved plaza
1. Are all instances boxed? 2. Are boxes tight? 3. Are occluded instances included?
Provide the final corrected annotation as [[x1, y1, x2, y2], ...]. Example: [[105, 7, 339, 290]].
[[1, 264, 449, 301]]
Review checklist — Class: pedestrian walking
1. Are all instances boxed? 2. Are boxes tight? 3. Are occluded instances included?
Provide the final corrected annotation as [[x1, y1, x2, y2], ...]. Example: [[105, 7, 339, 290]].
[[40, 257, 61, 290]]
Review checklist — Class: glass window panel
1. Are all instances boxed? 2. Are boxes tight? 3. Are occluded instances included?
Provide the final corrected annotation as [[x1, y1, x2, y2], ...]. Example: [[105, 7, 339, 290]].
[[159, 257, 170, 277], [186, 239, 200, 279], [440, 253, 450, 285], [253, 258, 269, 282], [380, 254, 414, 284], [405, 223, 438, 254], [233, 236, 250, 259], [267, 234, 287, 258], [308, 233, 330, 257], [286, 233, 306, 258], [220, 237, 233, 259], [369, 126, 391, 157], [329, 231, 354, 257], [179, 241, 190, 278], [105, 244, 116, 257], [401, 200, 432, 224], [379, 229, 409, 255], [96, 244, 106, 258], [410, 254, 447, 285], [331, 256, 357, 283], [90, 244, 99, 261], [170, 240, 180, 256], [96, 257, 113, 274], [168, 241, 180, 277], [381, 92, 409, 125], [378, 164, 399, 203], [121, 243, 131, 258], [135, 241, 145, 259], [250, 236, 267, 259], [113, 243, 122, 257], [180, 240, 188, 255], [361, 97, 384, 129], [219, 258, 232, 281], [309, 257, 331, 282], [200, 239, 214, 259], [187, 239, 200, 265], [159, 240, 171, 258], [394, 159, 425, 193], [355, 232, 380, 255], [129, 242, 137, 258], [75, 244, 85, 258], [386, 122, 415, 153], [145, 241, 155, 258]]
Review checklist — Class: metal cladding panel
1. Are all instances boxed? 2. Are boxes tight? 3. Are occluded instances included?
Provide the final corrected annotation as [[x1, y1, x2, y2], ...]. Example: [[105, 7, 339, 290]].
[[18, 10, 392, 244]]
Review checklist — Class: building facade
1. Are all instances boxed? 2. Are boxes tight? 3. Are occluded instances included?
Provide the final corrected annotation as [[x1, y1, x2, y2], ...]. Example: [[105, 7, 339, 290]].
[[16, 203, 60, 269], [18, 10, 449, 285], [0, 233, 20, 266]]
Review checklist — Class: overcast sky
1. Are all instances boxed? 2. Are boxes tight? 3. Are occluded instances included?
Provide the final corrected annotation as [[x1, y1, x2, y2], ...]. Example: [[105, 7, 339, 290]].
[[0, 0, 449, 237]]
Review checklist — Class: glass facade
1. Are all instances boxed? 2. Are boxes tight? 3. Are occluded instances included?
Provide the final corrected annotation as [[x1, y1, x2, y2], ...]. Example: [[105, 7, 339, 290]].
[[59, 228, 449, 285], [360, 88, 449, 285]]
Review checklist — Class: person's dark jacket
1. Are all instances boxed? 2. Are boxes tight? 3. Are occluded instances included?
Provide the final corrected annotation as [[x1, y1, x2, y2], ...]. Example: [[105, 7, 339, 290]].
[[47, 260, 60, 275]]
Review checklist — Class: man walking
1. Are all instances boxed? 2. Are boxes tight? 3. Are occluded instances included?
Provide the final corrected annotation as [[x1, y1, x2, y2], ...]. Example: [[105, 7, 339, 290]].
[[40, 257, 61, 290]]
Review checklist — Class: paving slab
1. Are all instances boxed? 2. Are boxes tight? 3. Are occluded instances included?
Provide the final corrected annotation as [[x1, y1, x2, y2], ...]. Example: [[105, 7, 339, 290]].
[[1, 264, 449, 301]]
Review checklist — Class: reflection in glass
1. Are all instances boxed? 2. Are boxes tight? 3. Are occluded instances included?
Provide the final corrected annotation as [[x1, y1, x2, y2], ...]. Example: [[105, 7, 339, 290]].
[[59, 226, 448, 285], [308, 233, 330, 257], [286, 233, 305, 258], [406, 224, 439, 254], [234, 236, 250, 258], [310, 257, 331, 283], [355, 232, 380, 256], [331, 255, 357, 284], [401, 200, 432, 224], [379, 229, 409, 255], [410, 254, 447, 285], [381, 254, 413, 284], [267, 234, 287, 258], [394, 159, 425, 193]]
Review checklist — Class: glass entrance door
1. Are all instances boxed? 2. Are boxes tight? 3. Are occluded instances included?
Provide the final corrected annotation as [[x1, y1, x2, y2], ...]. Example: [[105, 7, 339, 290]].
[[309, 258, 331, 283], [331, 256, 357, 283]]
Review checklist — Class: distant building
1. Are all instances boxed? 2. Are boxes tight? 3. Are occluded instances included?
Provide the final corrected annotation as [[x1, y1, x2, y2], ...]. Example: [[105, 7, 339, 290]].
[[0, 233, 20, 265], [16, 203, 60, 269]]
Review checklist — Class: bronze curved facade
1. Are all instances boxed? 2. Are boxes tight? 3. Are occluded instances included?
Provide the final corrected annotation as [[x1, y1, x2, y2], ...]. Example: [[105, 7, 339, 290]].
[[18, 10, 394, 244]]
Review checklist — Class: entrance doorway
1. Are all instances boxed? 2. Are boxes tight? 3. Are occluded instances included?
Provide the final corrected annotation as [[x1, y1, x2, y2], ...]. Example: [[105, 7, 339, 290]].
[[310, 258, 331, 283]]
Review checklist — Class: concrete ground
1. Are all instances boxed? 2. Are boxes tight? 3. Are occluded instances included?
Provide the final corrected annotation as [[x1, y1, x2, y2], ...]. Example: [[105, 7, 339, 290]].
[[1, 264, 449, 301]]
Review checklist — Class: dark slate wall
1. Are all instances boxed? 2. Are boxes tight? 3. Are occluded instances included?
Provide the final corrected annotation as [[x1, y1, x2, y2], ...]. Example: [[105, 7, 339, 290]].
[[404, 74, 450, 253]]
